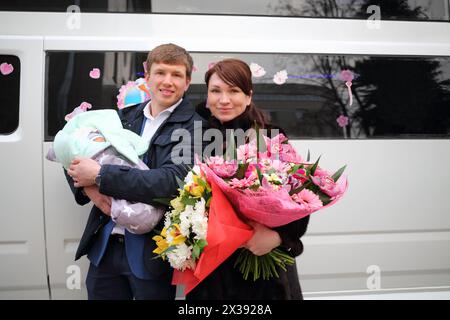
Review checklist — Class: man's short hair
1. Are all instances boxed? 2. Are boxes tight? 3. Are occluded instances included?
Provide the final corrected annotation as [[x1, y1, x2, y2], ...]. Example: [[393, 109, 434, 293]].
[[146, 43, 194, 79]]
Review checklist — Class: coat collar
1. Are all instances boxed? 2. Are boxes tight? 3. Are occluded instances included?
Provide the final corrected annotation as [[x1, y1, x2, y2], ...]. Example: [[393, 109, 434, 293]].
[[132, 98, 194, 122], [123, 98, 195, 135]]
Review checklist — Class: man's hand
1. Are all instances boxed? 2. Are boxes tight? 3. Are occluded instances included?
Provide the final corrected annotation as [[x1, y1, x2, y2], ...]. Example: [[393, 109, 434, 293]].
[[83, 185, 111, 216], [68, 157, 100, 188], [244, 221, 282, 256]]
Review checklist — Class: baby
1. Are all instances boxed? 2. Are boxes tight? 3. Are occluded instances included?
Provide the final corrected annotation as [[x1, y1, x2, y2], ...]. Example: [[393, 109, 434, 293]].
[[47, 109, 163, 234]]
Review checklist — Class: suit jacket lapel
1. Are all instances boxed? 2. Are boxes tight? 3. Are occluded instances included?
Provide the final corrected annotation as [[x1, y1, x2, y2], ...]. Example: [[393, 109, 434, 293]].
[[121, 101, 147, 135], [147, 99, 194, 148]]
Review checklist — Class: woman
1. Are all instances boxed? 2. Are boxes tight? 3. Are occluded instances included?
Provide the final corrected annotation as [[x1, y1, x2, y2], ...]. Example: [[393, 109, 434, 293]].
[[187, 58, 310, 300]]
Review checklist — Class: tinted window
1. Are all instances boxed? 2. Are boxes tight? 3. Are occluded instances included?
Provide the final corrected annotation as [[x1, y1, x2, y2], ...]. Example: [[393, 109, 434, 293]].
[[0, 55, 20, 135], [46, 51, 450, 140], [0, 0, 151, 13], [1, 0, 449, 21], [152, 0, 450, 21], [45, 51, 147, 140]]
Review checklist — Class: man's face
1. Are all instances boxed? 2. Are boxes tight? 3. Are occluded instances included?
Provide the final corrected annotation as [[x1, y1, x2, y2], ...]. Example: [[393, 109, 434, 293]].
[[146, 62, 191, 109]]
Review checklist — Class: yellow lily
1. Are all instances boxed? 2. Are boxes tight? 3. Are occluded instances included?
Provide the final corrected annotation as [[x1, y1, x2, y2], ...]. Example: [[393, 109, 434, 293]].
[[152, 235, 169, 255], [190, 185, 205, 197], [169, 224, 187, 246]]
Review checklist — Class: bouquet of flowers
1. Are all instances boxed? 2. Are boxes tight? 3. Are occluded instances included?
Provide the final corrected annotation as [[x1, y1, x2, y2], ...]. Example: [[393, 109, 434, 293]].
[[204, 132, 347, 227], [153, 129, 347, 294], [153, 165, 254, 294], [152, 167, 212, 271], [198, 131, 347, 281]]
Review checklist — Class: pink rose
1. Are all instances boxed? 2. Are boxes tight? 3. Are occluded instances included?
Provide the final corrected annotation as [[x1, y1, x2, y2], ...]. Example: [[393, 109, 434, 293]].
[[206, 156, 238, 178], [229, 174, 257, 189], [245, 163, 261, 179], [293, 168, 307, 183], [237, 143, 257, 162], [311, 174, 343, 198], [313, 167, 331, 177], [280, 143, 303, 163], [291, 189, 323, 211]]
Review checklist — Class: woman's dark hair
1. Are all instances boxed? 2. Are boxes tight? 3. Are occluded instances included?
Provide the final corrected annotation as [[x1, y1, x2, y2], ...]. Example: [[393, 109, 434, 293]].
[[205, 58, 270, 129]]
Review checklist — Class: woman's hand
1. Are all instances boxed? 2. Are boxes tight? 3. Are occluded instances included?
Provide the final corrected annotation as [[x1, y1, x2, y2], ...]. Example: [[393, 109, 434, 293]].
[[83, 185, 111, 216], [68, 157, 100, 188], [244, 221, 282, 256]]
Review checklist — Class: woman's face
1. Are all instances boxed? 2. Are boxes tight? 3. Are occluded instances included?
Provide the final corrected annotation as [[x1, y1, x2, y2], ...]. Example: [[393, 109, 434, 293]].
[[207, 73, 252, 123]]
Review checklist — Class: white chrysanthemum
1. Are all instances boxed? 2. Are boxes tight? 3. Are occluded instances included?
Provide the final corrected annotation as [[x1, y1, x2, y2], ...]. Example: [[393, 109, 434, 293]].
[[164, 211, 172, 229], [166, 231, 173, 244], [184, 171, 194, 186], [191, 213, 208, 240], [191, 198, 208, 240], [194, 197, 206, 216], [179, 205, 194, 237], [192, 165, 201, 175], [167, 243, 192, 270], [184, 166, 201, 187]]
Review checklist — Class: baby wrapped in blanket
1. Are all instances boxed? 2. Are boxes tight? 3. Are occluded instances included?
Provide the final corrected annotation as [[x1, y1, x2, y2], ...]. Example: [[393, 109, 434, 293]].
[[46, 109, 163, 234]]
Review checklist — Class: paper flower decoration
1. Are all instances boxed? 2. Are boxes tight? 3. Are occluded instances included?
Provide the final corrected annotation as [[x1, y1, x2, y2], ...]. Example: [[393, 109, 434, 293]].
[[117, 78, 151, 109], [0, 62, 13, 75], [339, 70, 354, 106], [64, 102, 92, 121], [250, 63, 266, 78], [336, 115, 349, 128], [273, 70, 288, 85], [89, 68, 101, 79]]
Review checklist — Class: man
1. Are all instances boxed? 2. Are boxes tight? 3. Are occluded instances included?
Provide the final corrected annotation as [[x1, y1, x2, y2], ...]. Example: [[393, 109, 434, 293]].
[[66, 43, 207, 299]]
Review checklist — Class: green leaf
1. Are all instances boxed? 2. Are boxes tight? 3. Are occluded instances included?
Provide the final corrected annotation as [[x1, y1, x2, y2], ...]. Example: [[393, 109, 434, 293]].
[[255, 121, 260, 156], [192, 245, 200, 260], [152, 198, 172, 206], [253, 254, 259, 281], [254, 121, 267, 160], [309, 155, 321, 176], [225, 129, 237, 161], [182, 196, 198, 206], [255, 165, 263, 185], [196, 176, 207, 188], [267, 255, 279, 278], [261, 256, 270, 280], [318, 191, 331, 205], [244, 253, 252, 280], [331, 164, 347, 182], [235, 162, 249, 180], [196, 239, 208, 251], [290, 164, 302, 174], [289, 179, 311, 196]]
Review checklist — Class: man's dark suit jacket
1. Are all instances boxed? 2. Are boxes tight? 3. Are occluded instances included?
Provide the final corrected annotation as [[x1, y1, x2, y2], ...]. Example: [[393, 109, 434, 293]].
[[65, 98, 208, 281]]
